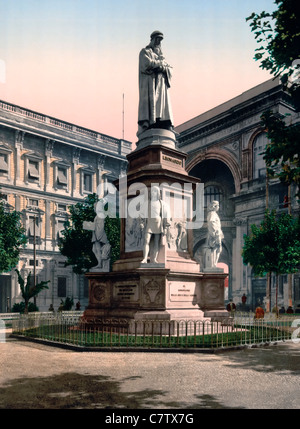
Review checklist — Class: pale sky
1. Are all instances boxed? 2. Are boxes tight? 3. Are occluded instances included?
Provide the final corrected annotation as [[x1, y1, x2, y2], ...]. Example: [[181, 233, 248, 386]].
[[0, 0, 277, 145]]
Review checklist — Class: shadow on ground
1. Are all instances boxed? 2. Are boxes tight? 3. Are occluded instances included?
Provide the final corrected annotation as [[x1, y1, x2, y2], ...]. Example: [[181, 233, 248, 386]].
[[220, 343, 300, 375], [0, 372, 238, 409]]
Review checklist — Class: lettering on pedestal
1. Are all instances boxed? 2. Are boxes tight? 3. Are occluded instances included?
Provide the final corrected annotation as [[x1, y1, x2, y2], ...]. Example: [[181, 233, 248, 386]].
[[162, 154, 182, 167], [169, 282, 197, 302], [114, 284, 138, 302]]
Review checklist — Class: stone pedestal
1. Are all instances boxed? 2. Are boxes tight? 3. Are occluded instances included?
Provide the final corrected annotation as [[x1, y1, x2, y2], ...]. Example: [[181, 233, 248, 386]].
[[84, 268, 228, 321], [83, 128, 228, 326]]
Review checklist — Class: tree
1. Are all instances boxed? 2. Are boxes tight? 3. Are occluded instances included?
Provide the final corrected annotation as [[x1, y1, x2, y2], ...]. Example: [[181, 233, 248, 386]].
[[59, 193, 98, 274], [261, 110, 300, 197], [246, 0, 300, 195], [15, 269, 50, 314], [0, 200, 27, 273], [242, 210, 300, 312], [59, 193, 120, 274], [246, 0, 300, 100], [105, 215, 120, 269]]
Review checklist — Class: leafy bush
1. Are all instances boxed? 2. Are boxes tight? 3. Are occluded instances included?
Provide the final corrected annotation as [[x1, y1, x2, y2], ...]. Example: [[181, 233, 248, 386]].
[[12, 302, 39, 313], [58, 297, 74, 311]]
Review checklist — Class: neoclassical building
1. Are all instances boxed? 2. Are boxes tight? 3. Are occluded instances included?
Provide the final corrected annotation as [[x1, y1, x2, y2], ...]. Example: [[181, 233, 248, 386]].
[[0, 100, 131, 312], [176, 78, 300, 311]]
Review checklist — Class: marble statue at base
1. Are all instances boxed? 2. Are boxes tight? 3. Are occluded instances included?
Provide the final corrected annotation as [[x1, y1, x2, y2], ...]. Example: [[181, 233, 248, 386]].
[[204, 200, 224, 270], [83, 199, 111, 272], [140, 186, 170, 264]]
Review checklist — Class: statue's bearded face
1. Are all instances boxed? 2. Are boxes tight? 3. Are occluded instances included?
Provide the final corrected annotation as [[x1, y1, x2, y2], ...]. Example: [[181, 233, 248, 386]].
[[151, 36, 163, 48], [154, 36, 163, 45]]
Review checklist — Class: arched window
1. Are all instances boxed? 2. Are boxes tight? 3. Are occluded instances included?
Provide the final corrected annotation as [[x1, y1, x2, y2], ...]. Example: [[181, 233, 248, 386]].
[[253, 133, 268, 179], [204, 185, 222, 208]]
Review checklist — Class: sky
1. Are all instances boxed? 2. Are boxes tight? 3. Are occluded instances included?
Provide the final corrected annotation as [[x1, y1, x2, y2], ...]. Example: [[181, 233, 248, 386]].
[[0, 0, 277, 145]]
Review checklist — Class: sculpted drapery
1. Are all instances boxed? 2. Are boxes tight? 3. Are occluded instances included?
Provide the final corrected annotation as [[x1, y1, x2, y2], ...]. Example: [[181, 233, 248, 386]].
[[207, 201, 224, 267], [138, 31, 174, 136]]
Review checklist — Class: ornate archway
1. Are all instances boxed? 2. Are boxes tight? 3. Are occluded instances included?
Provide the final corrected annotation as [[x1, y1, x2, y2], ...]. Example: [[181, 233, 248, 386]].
[[186, 148, 242, 193]]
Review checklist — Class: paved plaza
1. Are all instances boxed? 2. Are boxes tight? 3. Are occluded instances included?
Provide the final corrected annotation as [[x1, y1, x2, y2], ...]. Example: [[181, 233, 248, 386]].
[[0, 331, 299, 410]]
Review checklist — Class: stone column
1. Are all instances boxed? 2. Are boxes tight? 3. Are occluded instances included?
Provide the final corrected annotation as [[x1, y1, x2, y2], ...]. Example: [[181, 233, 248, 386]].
[[97, 155, 106, 196], [72, 148, 81, 197], [44, 200, 52, 251], [14, 130, 25, 186], [45, 139, 54, 192], [233, 216, 248, 301]]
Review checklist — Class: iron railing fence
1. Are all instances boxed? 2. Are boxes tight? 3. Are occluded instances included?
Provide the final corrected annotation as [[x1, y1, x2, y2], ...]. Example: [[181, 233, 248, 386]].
[[11, 312, 299, 350]]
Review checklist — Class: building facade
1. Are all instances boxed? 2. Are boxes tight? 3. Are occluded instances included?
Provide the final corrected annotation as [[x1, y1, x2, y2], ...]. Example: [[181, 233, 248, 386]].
[[0, 100, 131, 312], [176, 78, 300, 311]]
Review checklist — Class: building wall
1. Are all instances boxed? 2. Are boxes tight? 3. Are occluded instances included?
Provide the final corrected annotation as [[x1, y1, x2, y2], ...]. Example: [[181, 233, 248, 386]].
[[0, 100, 131, 312], [176, 78, 300, 311]]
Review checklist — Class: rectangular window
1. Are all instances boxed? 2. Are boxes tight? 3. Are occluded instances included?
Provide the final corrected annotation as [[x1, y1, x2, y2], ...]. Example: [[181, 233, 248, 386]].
[[28, 199, 39, 207], [57, 167, 68, 188], [0, 153, 8, 175], [294, 278, 300, 301], [83, 172, 92, 192], [57, 204, 67, 212], [57, 220, 65, 241], [28, 216, 40, 237], [57, 277, 67, 297], [28, 275, 38, 288], [28, 160, 39, 181], [204, 186, 222, 208]]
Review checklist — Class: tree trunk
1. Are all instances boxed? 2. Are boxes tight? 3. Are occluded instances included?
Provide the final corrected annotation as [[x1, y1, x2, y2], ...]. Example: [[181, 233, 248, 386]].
[[24, 300, 29, 315]]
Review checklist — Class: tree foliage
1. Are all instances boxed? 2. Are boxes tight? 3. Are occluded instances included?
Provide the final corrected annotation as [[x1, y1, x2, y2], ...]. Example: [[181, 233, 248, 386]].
[[242, 210, 300, 277], [105, 215, 120, 268], [242, 210, 300, 310], [0, 200, 27, 273], [12, 301, 39, 313], [246, 0, 300, 99], [59, 193, 98, 274], [15, 269, 50, 314], [59, 193, 120, 274], [247, 0, 300, 195], [261, 110, 300, 191]]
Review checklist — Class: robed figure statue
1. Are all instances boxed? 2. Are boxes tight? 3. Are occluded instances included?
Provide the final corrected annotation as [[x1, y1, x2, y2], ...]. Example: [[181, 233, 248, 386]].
[[137, 31, 174, 136]]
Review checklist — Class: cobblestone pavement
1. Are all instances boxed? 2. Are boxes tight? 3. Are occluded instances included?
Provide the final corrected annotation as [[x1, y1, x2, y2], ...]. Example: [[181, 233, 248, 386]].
[[0, 334, 299, 410]]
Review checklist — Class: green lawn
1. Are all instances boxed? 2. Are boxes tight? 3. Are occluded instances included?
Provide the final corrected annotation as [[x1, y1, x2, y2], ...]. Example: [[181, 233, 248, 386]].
[[13, 323, 292, 349]]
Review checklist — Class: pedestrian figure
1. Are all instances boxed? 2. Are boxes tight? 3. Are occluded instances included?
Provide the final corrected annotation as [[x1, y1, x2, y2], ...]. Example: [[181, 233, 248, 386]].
[[226, 299, 236, 316], [255, 305, 264, 319]]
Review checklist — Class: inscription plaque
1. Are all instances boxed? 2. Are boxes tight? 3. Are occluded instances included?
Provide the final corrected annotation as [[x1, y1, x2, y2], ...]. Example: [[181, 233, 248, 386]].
[[162, 154, 182, 167], [169, 282, 197, 302], [114, 284, 138, 301]]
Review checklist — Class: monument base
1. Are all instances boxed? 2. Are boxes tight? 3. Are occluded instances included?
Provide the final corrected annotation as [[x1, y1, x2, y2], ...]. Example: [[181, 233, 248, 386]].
[[83, 268, 229, 331], [82, 126, 229, 333]]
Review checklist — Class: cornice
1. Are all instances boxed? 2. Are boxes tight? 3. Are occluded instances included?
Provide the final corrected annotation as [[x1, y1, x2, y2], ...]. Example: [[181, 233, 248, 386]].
[[176, 87, 292, 148], [0, 101, 131, 162]]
